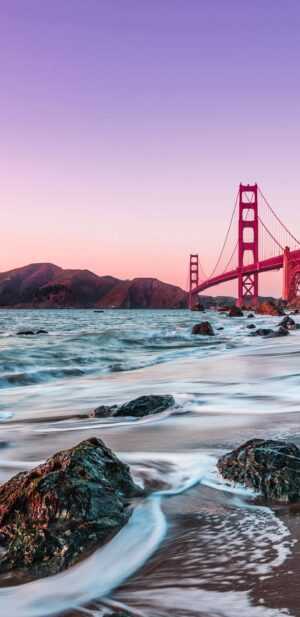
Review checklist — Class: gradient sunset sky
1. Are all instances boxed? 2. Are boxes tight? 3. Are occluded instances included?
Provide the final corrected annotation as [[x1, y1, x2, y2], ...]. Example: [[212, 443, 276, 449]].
[[1, 1, 300, 296]]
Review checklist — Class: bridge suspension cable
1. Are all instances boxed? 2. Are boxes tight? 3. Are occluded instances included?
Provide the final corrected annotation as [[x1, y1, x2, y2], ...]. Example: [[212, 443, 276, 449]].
[[198, 257, 208, 281], [258, 216, 284, 252], [244, 189, 284, 259], [206, 189, 239, 279], [258, 187, 300, 248]]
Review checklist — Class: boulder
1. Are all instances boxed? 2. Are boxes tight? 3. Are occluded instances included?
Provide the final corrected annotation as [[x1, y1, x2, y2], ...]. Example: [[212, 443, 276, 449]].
[[279, 316, 297, 330], [92, 394, 175, 419], [256, 300, 285, 316], [249, 327, 273, 337], [250, 327, 289, 338], [252, 328, 274, 336], [246, 324, 256, 330], [192, 321, 215, 336], [217, 438, 300, 502], [0, 438, 143, 578], [17, 330, 48, 336], [267, 326, 289, 338], [247, 313, 255, 319], [229, 306, 243, 317]]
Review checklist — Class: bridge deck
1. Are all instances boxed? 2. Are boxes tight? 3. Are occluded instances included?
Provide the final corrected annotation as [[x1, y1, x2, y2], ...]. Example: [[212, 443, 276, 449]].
[[193, 249, 300, 295]]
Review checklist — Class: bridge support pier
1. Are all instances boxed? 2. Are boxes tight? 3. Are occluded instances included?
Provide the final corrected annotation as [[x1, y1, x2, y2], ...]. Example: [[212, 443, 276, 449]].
[[237, 184, 259, 308]]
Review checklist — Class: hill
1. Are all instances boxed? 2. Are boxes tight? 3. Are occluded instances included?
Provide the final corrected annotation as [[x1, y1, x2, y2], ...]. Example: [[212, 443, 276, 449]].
[[0, 263, 188, 309]]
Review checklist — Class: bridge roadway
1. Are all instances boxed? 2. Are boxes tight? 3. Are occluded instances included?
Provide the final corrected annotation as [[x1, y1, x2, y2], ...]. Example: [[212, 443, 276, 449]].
[[193, 248, 300, 295]]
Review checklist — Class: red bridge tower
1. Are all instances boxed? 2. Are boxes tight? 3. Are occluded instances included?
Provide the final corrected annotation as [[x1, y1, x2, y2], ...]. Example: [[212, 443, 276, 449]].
[[237, 183, 259, 307]]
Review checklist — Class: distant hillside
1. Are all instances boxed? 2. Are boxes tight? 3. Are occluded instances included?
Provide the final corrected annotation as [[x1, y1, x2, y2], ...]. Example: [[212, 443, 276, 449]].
[[0, 263, 188, 309]]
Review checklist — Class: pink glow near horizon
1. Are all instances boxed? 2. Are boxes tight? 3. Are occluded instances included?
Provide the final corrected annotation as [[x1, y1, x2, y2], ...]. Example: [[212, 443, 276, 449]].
[[1, 2, 300, 297]]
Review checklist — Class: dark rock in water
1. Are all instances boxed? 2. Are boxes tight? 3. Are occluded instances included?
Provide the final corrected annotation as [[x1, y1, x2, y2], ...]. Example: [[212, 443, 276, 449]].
[[229, 306, 243, 317], [92, 394, 175, 419], [250, 328, 274, 337], [217, 438, 300, 502], [249, 327, 289, 338], [17, 330, 48, 336], [267, 326, 289, 338], [256, 300, 285, 316], [192, 321, 215, 336], [117, 394, 175, 418], [191, 302, 205, 312], [94, 310, 104, 313], [217, 326, 224, 331], [247, 324, 256, 330], [247, 313, 255, 319], [0, 437, 142, 578], [279, 316, 296, 330]]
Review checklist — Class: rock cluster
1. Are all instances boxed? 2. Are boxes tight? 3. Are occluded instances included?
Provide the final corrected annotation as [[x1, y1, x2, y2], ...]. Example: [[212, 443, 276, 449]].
[[256, 300, 285, 316], [217, 438, 300, 502]]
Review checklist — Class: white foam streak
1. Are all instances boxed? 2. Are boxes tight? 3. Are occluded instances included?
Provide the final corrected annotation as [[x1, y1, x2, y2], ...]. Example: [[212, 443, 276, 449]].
[[122, 588, 291, 617]]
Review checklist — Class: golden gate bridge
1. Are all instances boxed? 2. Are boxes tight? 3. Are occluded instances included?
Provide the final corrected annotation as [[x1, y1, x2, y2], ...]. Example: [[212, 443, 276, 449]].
[[189, 184, 300, 309]]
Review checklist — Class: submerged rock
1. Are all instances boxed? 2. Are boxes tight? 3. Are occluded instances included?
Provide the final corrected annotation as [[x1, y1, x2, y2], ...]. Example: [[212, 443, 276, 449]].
[[246, 324, 256, 330], [0, 437, 142, 578], [228, 306, 243, 317], [192, 321, 215, 336], [217, 438, 300, 502], [256, 300, 285, 316], [247, 313, 255, 319], [92, 394, 175, 419]]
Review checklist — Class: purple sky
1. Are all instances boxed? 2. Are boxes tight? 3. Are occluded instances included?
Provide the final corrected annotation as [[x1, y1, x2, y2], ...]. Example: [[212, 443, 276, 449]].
[[1, 1, 300, 295]]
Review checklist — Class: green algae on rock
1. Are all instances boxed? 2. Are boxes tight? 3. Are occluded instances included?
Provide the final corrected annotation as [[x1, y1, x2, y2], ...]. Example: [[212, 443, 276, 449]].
[[0, 437, 143, 578], [217, 438, 300, 503]]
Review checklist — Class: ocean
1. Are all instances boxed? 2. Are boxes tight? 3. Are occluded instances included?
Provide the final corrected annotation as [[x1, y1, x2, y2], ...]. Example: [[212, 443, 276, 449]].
[[0, 308, 300, 617]]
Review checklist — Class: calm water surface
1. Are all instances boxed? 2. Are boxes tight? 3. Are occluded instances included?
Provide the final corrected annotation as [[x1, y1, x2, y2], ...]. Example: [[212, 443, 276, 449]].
[[1, 309, 300, 617]]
